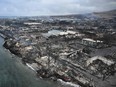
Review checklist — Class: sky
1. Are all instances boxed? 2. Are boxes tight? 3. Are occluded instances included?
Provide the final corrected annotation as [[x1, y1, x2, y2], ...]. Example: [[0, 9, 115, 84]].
[[0, 0, 116, 16]]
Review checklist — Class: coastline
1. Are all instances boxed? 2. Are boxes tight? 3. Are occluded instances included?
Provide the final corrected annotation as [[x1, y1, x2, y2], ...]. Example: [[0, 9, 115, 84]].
[[26, 63, 80, 87], [4, 48, 81, 87], [0, 36, 64, 87], [57, 79, 80, 87], [1, 36, 81, 87], [2, 34, 96, 87]]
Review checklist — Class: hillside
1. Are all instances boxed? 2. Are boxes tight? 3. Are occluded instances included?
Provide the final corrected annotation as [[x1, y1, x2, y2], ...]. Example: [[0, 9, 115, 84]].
[[94, 9, 116, 18]]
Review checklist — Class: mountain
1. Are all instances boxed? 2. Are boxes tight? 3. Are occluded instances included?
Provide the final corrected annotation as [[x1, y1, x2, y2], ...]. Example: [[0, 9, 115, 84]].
[[93, 9, 116, 18], [0, 9, 115, 19], [50, 9, 116, 19]]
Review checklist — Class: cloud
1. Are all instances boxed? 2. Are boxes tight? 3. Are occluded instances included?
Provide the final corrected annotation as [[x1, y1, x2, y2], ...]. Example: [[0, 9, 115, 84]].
[[0, 0, 116, 16]]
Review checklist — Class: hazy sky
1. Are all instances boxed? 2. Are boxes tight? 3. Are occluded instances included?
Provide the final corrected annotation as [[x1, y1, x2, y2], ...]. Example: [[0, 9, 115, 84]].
[[0, 0, 116, 16]]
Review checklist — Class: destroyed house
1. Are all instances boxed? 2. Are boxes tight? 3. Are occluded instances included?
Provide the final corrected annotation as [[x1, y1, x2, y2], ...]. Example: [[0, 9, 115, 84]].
[[82, 38, 103, 47]]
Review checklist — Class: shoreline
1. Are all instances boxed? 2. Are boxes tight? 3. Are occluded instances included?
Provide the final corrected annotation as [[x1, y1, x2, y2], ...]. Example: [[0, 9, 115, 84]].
[[26, 63, 80, 87], [57, 79, 80, 87], [4, 48, 81, 87], [2, 36, 95, 87], [1, 38, 81, 87]]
